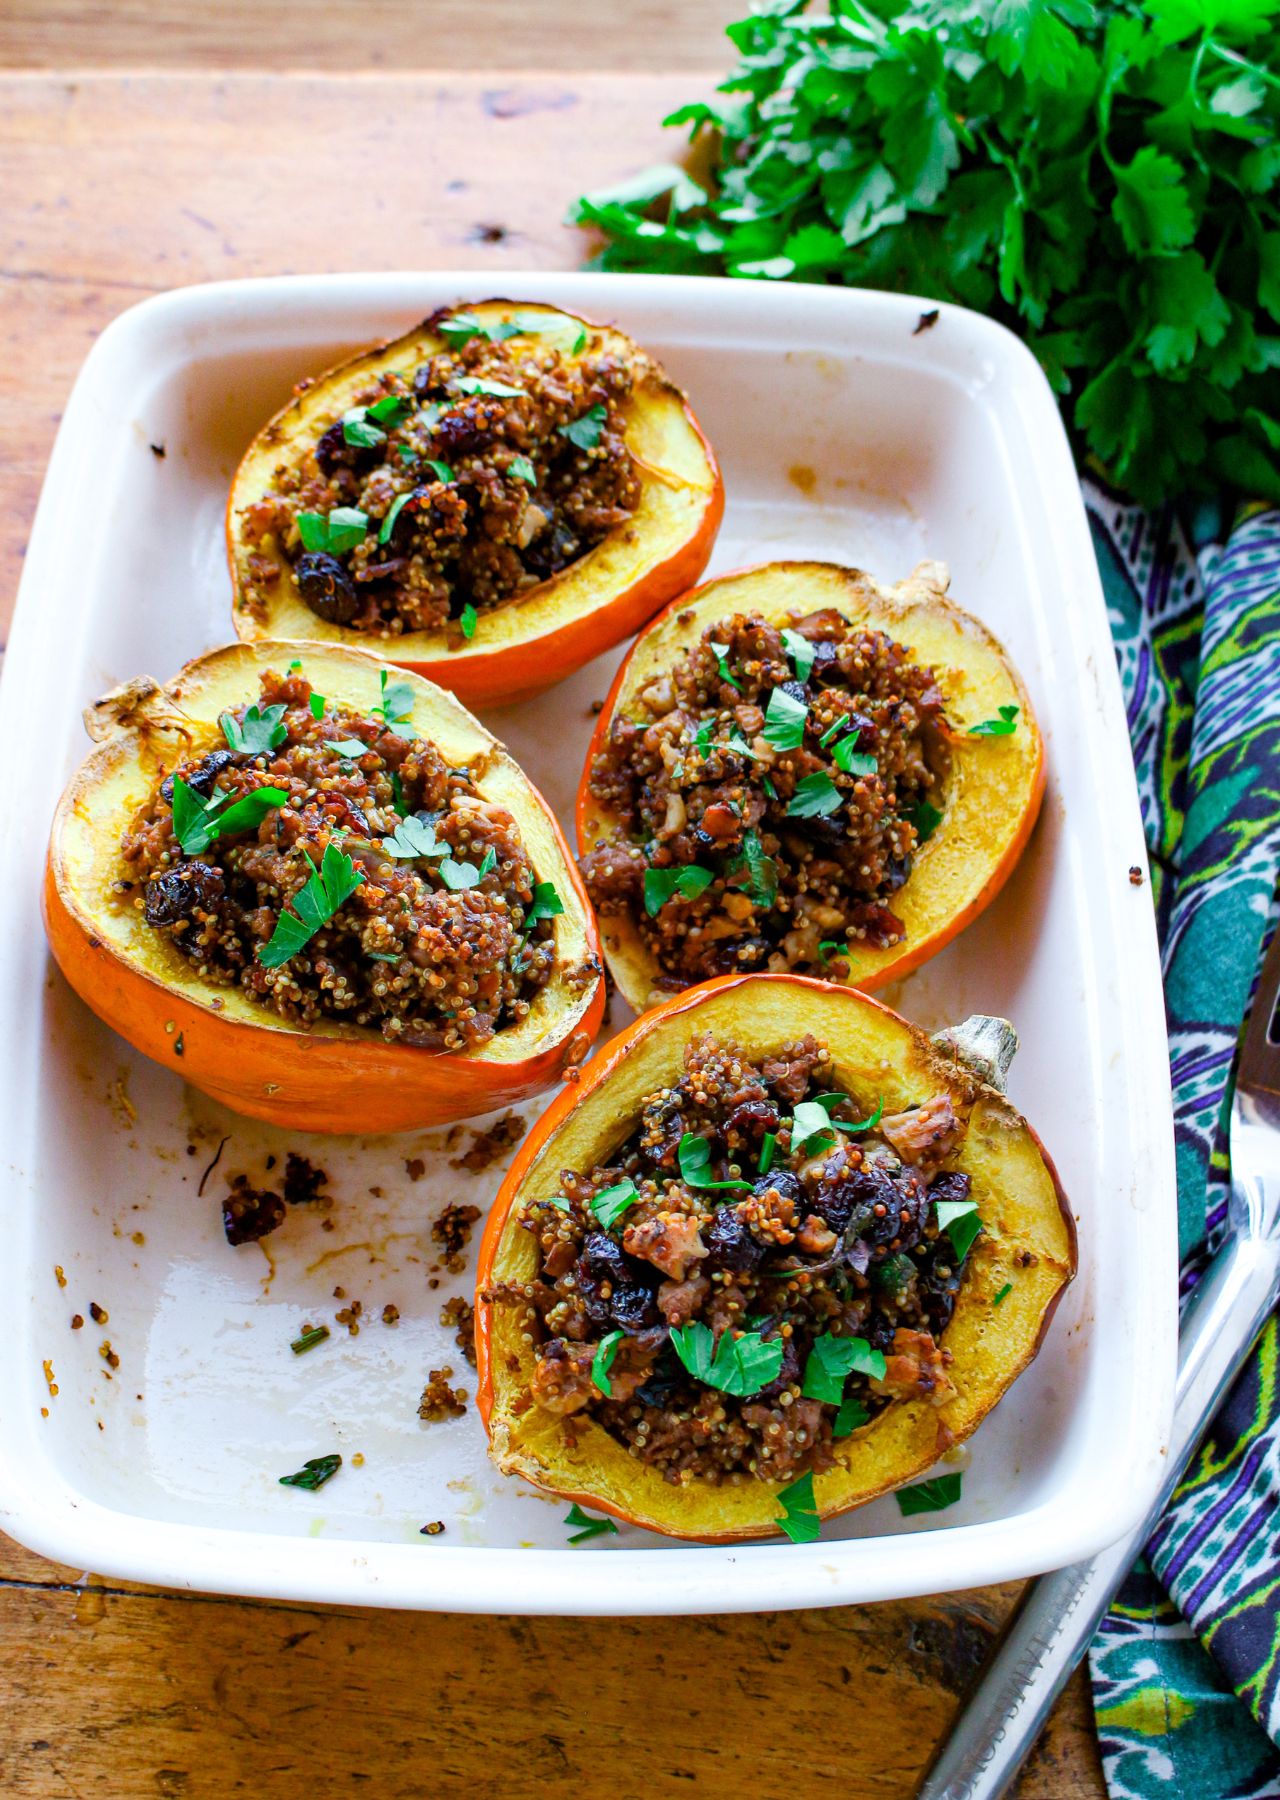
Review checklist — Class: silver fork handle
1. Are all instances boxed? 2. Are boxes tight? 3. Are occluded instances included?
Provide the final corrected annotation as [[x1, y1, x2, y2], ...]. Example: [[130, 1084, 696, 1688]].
[[918, 1231, 1280, 1800]]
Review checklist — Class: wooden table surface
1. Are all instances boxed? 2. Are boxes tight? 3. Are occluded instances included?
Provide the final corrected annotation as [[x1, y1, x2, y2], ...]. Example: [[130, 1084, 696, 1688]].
[[0, 70, 1107, 1800]]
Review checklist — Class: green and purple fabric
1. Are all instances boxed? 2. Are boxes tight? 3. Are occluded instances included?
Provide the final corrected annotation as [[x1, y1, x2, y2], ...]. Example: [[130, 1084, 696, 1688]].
[[1083, 480, 1280, 1799]]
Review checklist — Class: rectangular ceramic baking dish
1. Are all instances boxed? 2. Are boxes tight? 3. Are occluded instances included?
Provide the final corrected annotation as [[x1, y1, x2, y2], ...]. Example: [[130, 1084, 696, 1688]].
[[0, 271, 1175, 1614]]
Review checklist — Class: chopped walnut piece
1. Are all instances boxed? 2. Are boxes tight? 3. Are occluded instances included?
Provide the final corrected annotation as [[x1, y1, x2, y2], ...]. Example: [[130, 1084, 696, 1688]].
[[873, 1327, 956, 1406], [623, 1211, 708, 1280], [879, 1095, 962, 1166]]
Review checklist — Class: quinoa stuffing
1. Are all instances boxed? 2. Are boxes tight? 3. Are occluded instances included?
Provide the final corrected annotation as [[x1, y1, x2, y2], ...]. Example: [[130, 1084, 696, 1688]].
[[237, 308, 642, 636], [118, 666, 557, 1052], [492, 1032, 976, 1485], [580, 608, 950, 987]]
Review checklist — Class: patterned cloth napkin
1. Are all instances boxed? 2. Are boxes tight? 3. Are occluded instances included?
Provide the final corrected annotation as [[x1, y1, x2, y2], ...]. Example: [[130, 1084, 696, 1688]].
[[1081, 481, 1280, 1799]]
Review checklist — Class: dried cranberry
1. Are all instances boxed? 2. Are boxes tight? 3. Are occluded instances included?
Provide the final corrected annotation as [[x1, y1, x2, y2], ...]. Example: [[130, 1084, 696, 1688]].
[[160, 747, 236, 803], [144, 862, 225, 927], [609, 1283, 661, 1333], [221, 1176, 286, 1246], [314, 420, 378, 478], [704, 1205, 765, 1275], [928, 1170, 972, 1210], [755, 1331, 801, 1400], [724, 1096, 780, 1141], [296, 552, 359, 625]]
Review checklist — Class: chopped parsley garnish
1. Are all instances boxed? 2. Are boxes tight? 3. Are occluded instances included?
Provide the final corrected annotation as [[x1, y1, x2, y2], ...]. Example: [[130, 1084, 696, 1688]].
[[708, 639, 741, 692], [524, 880, 564, 932], [564, 1503, 619, 1544], [290, 1325, 331, 1355], [781, 628, 815, 685], [833, 1394, 870, 1438], [727, 830, 777, 908], [592, 1178, 639, 1229], [374, 668, 416, 730], [677, 1132, 751, 1192], [425, 458, 455, 484], [935, 1194, 982, 1262], [758, 1131, 777, 1176], [789, 1098, 838, 1157], [455, 375, 525, 398], [297, 507, 368, 555], [258, 841, 366, 968], [969, 705, 1020, 738], [670, 1320, 784, 1397], [438, 312, 498, 345], [776, 1470, 821, 1544], [326, 737, 370, 759], [592, 1330, 624, 1398], [786, 771, 843, 819], [383, 815, 441, 859], [801, 1333, 886, 1403], [459, 602, 478, 639], [342, 406, 390, 449], [693, 720, 715, 756], [909, 800, 944, 843], [398, 444, 418, 465], [833, 732, 877, 777], [220, 702, 288, 755], [819, 713, 851, 748], [509, 453, 537, 485], [171, 779, 288, 857], [644, 864, 714, 916], [762, 686, 808, 750], [559, 402, 607, 449], [439, 845, 496, 890], [368, 952, 401, 964], [993, 1282, 1013, 1307], [725, 729, 760, 761], [279, 1453, 342, 1492], [896, 1474, 963, 1517], [817, 939, 846, 966], [368, 393, 410, 426], [309, 693, 325, 720], [379, 490, 414, 545]]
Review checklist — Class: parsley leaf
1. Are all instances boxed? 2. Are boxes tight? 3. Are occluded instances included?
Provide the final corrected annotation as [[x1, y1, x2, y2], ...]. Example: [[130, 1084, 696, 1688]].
[[935, 1194, 983, 1262], [592, 1329, 624, 1398], [833, 1394, 870, 1438], [776, 1470, 821, 1544], [819, 714, 851, 748], [896, 1473, 963, 1517], [171, 778, 288, 856], [758, 1131, 777, 1176], [726, 830, 778, 908], [762, 686, 808, 750], [383, 815, 441, 859], [708, 639, 741, 692], [279, 1453, 342, 1492], [834, 734, 878, 777], [455, 375, 525, 398], [524, 880, 564, 931], [326, 737, 370, 759], [379, 491, 414, 546], [644, 864, 715, 916], [909, 799, 944, 843], [677, 1132, 752, 1192], [509, 454, 538, 485], [789, 1098, 838, 1158], [258, 841, 366, 968], [817, 939, 846, 966], [993, 1281, 1013, 1307], [291, 1325, 330, 1355], [374, 668, 416, 731], [368, 393, 409, 426], [592, 1178, 639, 1229], [220, 702, 288, 756], [781, 629, 815, 685], [670, 1320, 785, 1397], [342, 406, 389, 449], [297, 507, 368, 555], [786, 772, 844, 819], [459, 602, 478, 639], [565, 1503, 619, 1544], [559, 402, 607, 449], [801, 1333, 887, 1403], [439, 846, 496, 891], [969, 705, 1020, 737]]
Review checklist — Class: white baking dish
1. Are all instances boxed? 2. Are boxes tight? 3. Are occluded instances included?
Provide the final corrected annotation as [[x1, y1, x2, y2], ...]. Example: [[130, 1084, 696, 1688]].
[[0, 272, 1175, 1614]]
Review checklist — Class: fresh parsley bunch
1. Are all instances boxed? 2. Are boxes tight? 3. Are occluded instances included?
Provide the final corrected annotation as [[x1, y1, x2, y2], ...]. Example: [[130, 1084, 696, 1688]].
[[572, 0, 1280, 503]]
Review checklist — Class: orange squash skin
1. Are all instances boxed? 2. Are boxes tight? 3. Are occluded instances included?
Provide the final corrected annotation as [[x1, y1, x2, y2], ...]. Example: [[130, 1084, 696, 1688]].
[[43, 641, 604, 1136], [475, 973, 1075, 1542], [575, 561, 1046, 1015], [226, 301, 725, 708]]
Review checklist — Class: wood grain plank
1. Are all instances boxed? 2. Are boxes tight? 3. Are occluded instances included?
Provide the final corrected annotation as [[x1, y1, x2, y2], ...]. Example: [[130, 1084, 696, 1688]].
[[0, 71, 1107, 1800], [0, 0, 743, 73]]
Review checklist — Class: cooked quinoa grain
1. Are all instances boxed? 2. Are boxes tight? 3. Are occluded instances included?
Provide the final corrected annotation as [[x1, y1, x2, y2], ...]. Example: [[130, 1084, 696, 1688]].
[[489, 1032, 975, 1485], [119, 667, 555, 1051], [237, 310, 641, 635], [580, 609, 950, 987]]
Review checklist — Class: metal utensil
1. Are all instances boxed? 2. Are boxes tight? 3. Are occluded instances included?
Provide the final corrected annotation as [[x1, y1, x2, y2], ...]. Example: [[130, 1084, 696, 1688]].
[[920, 919, 1280, 1800]]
